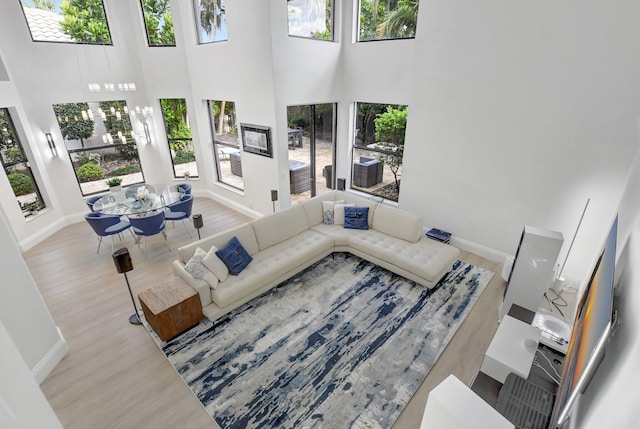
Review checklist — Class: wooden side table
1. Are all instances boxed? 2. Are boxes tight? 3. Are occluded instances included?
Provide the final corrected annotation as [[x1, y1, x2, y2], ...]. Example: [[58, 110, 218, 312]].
[[138, 277, 203, 341]]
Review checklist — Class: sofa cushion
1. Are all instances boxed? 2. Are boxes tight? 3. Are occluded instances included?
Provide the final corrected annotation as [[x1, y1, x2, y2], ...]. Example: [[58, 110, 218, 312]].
[[348, 231, 458, 283], [321, 200, 345, 225], [372, 204, 423, 243], [202, 246, 229, 282], [311, 224, 353, 247], [344, 206, 369, 230], [391, 237, 460, 282], [184, 247, 219, 288], [210, 230, 333, 308], [334, 203, 355, 225], [178, 223, 259, 263], [252, 205, 310, 250], [341, 195, 379, 225], [301, 193, 336, 226], [215, 236, 253, 275]]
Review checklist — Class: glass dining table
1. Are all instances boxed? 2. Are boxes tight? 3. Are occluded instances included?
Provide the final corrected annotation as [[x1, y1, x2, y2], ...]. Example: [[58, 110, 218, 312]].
[[92, 184, 186, 216]]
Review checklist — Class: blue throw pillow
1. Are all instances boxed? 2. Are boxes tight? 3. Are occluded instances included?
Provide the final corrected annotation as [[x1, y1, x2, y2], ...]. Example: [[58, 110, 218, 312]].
[[343, 206, 369, 230], [215, 236, 253, 275]]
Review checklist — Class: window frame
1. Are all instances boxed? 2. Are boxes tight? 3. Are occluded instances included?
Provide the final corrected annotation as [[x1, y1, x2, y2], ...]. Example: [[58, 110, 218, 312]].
[[193, 0, 229, 44], [207, 99, 243, 190], [356, 0, 419, 43], [159, 98, 198, 179], [139, 0, 177, 47], [287, 0, 335, 42], [53, 101, 146, 197], [351, 102, 407, 203], [1, 107, 47, 216], [18, 0, 113, 45]]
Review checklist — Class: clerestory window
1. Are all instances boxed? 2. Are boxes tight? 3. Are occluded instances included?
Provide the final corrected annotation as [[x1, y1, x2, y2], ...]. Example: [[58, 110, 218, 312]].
[[357, 0, 419, 42], [140, 0, 176, 46], [19, 0, 112, 45], [287, 0, 334, 41], [194, 0, 228, 44]]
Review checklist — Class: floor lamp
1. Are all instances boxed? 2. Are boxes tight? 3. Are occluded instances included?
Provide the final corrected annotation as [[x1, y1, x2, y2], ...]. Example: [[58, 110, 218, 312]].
[[113, 247, 141, 325], [193, 214, 203, 240]]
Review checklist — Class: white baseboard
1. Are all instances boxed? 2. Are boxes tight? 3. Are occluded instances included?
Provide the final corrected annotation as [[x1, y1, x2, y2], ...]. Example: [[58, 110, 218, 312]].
[[18, 212, 87, 252], [450, 236, 511, 265], [33, 327, 69, 385], [203, 188, 262, 219]]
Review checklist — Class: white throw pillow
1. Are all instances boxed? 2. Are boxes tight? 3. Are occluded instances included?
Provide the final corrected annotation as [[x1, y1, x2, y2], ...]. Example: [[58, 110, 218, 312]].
[[185, 247, 219, 289], [322, 200, 345, 225], [202, 246, 229, 282], [333, 203, 355, 226]]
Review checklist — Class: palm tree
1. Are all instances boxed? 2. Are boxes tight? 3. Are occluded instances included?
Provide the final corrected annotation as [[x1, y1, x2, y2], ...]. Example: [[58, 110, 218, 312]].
[[199, 0, 225, 41], [376, 0, 419, 39], [31, 0, 55, 12]]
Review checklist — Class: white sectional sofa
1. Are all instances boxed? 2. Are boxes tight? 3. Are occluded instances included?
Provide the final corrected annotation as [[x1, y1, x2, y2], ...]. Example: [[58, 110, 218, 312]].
[[173, 191, 460, 322]]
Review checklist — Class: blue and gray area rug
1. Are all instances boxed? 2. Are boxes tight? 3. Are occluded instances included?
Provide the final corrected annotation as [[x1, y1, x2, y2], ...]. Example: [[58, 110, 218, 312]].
[[154, 254, 494, 429]]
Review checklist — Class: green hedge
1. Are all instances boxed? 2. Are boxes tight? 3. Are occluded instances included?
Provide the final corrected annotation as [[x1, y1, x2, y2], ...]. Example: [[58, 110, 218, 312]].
[[8, 172, 34, 196], [108, 164, 141, 176], [174, 150, 196, 165], [76, 162, 104, 182]]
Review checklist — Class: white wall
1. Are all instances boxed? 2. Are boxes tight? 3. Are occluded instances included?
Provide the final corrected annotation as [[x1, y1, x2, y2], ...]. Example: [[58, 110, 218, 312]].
[[0, 320, 63, 429], [341, 0, 640, 282], [0, 200, 67, 383]]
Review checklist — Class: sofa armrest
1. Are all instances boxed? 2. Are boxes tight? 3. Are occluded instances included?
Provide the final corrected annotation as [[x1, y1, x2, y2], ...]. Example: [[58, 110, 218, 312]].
[[172, 260, 212, 308]]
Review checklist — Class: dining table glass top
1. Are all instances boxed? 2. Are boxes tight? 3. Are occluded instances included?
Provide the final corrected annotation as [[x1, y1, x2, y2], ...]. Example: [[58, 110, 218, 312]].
[[92, 184, 186, 216]]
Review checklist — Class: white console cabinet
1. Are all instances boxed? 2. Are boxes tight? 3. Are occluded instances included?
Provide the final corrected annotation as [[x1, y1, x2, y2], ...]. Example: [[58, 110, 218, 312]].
[[481, 315, 541, 383], [499, 226, 563, 320], [420, 374, 514, 429]]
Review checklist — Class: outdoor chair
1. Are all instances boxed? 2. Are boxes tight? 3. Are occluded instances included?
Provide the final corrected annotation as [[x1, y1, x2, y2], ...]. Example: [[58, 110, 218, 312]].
[[289, 161, 311, 194], [230, 152, 243, 177], [353, 156, 383, 188]]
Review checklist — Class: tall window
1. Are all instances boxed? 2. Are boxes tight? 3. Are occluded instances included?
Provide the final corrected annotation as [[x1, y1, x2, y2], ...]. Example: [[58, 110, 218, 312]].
[[159, 98, 198, 179], [352, 102, 407, 202], [53, 101, 145, 196], [358, 0, 419, 42], [208, 100, 243, 190], [140, 0, 176, 46], [0, 108, 46, 216], [19, 0, 112, 44], [194, 0, 228, 43], [287, 0, 333, 41]]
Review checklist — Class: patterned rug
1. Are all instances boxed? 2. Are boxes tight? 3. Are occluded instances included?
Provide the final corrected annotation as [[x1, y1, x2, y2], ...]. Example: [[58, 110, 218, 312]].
[[151, 254, 494, 429]]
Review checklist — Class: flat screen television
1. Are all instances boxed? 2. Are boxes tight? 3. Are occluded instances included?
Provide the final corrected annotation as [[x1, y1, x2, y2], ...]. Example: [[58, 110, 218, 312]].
[[548, 215, 618, 428]]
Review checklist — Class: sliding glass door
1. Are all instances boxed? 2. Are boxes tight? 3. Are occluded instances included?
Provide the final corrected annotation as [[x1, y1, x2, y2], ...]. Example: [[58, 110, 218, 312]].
[[286, 103, 336, 204]]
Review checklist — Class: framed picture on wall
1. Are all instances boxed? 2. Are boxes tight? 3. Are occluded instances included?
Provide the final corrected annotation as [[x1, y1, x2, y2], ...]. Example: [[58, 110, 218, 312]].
[[240, 123, 272, 158]]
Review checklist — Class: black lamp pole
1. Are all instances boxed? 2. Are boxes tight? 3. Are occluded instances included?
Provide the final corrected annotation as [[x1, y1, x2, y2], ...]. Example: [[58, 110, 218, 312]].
[[112, 247, 141, 325]]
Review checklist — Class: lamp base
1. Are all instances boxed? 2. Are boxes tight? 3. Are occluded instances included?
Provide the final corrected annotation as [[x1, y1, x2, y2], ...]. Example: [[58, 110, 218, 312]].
[[129, 313, 142, 325]]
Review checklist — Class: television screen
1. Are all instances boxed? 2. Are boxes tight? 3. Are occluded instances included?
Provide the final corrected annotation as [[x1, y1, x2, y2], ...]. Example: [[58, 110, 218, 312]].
[[549, 215, 617, 428]]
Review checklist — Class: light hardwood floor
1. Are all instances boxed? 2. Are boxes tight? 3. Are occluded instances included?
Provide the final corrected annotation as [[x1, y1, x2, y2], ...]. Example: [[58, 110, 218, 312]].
[[25, 197, 505, 429]]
